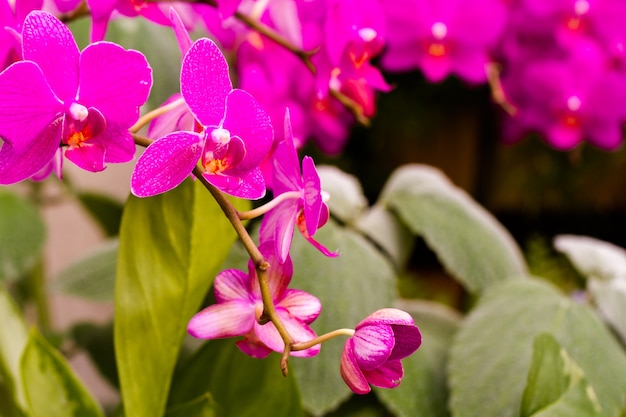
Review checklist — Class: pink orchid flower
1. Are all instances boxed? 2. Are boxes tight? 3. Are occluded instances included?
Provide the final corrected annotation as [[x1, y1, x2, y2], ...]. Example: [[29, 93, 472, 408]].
[[0, 0, 41, 71], [259, 109, 338, 263], [340, 308, 422, 395], [131, 37, 273, 199], [187, 242, 322, 359], [0, 10, 152, 184]]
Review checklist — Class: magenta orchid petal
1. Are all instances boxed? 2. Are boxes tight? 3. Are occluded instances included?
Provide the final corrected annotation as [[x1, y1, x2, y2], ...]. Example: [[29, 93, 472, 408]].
[[272, 109, 302, 194], [213, 268, 251, 303], [22, 10, 79, 101], [187, 301, 255, 339], [340, 338, 371, 395], [352, 323, 394, 370], [203, 166, 266, 199], [254, 241, 293, 300], [0, 117, 62, 184], [181, 38, 233, 127], [169, 7, 193, 57], [78, 42, 152, 127], [362, 360, 404, 389], [279, 289, 322, 324], [254, 309, 320, 357], [356, 308, 415, 328], [64, 142, 106, 172], [0, 61, 62, 154], [296, 218, 339, 258], [93, 125, 136, 164], [217, 0, 241, 18], [259, 200, 299, 264], [222, 89, 273, 172], [388, 324, 423, 361], [302, 155, 323, 236], [236, 335, 273, 359], [131, 131, 203, 197], [341, 308, 422, 394]]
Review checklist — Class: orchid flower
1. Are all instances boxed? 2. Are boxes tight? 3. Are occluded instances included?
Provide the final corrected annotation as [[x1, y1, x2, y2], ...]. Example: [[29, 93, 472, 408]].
[[340, 308, 422, 395], [259, 109, 338, 263], [131, 37, 273, 199], [187, 242, 322, 359], [0, 10, 152, 184], [0, 0, 41, 71]]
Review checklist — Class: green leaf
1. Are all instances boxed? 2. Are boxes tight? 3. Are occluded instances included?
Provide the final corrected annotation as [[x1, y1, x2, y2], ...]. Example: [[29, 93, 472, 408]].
[[165, 394, 217, 417], [52, 239, 118, 301], [448, 279, 626, 417], [77, 192, 124, 237], [376, 300, 461, 417], [168, 339, 301, 417], [0, 287, 29, 412], [289, 219, 397, 416], [521, 333, 602, 417], [380, 164, 527, 293], [353, 204, 414, 270], [114, 179, 247, 417], [318, 165, 368, 225], [553, 235, 626, 281], [554, 235, 626, 344], [0, 189, 45, 283], [21, 330, 104, 417]]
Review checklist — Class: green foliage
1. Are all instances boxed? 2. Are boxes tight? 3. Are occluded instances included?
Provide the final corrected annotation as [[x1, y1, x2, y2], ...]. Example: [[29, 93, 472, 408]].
[[114, 179, 248, 417], [520, 334, 602, 417], [165, 395, 217, 417], [168, 338, 302, 417], [0, 190, 45, 283], [289, 219, 397, 416], [52, 239, 118, 301], [380, 164, 528, 293], [555, 234, 626, 344], [448, 279, 626, 417], [0, 287, 29, 413], [70, 322, 118, 389], [21, 330, 104, 417]]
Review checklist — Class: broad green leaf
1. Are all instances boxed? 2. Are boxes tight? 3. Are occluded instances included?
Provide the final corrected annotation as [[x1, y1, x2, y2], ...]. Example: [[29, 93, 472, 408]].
[[52, 239, 118, 301], [165, 394, 217, 417], [289, 219, 397, 416], [354, 204, 414, 270], [168, 339, 301, 417], [380, 164, 527, 293], [521, 333, 602, 417], [77, 192, 124, 237], [376, 300, 461, 417], [554, 235, 626, 344], [0, 377, 26, 417], [554, 235, 626, 281], [0, 287, 29, 412], [21, 330, 104, 417], [318, 165, 368, 225], [115, 179, 247, 417], [448, 279, 626, 417], [0, 189, 45, 283]]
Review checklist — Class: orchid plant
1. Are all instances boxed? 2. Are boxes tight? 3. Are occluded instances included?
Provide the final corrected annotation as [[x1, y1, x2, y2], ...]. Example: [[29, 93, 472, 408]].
[[2, 1, 626, 417]]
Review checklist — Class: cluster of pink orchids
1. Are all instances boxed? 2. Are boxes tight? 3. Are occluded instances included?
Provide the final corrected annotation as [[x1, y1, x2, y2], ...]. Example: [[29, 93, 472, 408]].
[[0, 7, 422, 394]]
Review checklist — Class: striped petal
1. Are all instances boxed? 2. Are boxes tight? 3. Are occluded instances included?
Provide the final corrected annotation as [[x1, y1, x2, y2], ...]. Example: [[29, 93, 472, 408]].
[[187, 300, 255, 339]]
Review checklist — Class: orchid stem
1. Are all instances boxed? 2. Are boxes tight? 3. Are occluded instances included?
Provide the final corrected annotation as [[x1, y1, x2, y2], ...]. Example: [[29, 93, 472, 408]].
[[132, 131, 297, 376], [130, 97, 186, 133], [291, 328, 355, 352], [238, 191, 301, 220], [190, 167, 295, 376]]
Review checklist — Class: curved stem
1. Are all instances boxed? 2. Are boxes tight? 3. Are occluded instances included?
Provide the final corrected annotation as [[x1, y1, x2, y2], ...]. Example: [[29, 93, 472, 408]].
[[191, 167, 295, 375], [238, 191, 301, 220], [291, 328, 355, 352], [130, 97, 186, 133], [132, 131, 297, 375]]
